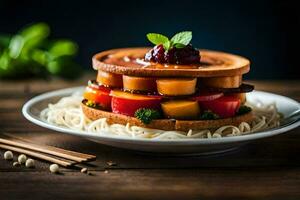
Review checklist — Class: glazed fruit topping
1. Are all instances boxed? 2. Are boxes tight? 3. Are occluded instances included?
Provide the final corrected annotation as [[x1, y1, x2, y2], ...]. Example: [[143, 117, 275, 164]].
[[145, 44, 165, 63], [145, 31, 200, 65]]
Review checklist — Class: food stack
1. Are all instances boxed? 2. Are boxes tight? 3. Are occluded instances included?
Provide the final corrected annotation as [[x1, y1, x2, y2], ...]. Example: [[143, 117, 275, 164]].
[[82, 32, 254, 131]]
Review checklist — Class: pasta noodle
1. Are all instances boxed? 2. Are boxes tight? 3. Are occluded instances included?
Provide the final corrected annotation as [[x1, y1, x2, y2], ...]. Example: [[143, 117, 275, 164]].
[[40, 94, 281, 140]]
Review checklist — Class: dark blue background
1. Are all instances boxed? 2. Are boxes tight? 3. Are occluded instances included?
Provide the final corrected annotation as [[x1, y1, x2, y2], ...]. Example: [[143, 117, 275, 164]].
[[1, 0, 299, 79]]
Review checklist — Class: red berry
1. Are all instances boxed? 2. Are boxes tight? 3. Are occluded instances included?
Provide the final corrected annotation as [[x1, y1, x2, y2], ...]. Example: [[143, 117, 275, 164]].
[[145, 49, 153, 61], [164, 47, 176, 63], [145, 44, 166, 63], [170, 45, 200, 64], [145, 44, 200, 64], [153, 44, 165, 63]]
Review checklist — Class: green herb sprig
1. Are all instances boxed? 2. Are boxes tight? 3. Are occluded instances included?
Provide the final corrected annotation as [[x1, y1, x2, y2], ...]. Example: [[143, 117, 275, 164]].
[[134, 108, 162, 124], [146, 31, 192, 51], [0, 22, 81, 79]]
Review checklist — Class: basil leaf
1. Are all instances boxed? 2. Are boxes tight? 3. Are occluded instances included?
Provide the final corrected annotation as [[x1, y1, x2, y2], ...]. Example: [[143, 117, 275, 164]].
[[49, 40, 78, 58], [170, 31, 192, 46], [8, 35, 24, 58], [0, 34, 11, 49], [146, 33, 169, 45], [31, 49, 48, 65], [20, 23, 49, 40], [20, 23, 50, 49]]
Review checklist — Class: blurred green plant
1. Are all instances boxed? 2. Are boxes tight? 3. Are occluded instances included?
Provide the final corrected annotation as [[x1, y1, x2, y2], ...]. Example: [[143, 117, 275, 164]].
[[0, 22, 82, 79]]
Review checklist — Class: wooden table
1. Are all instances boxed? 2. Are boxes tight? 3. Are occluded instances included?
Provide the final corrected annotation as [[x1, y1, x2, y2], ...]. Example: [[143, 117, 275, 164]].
[[0, 74, 299, 200]]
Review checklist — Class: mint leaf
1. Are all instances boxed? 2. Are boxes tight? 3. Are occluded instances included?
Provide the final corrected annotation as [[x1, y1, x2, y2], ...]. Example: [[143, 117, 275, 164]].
[[146, 33, 169, 45], [170, 31, 192, 46], [173, 43, 186, 48], [163, 40, 171, 51], [146, 31, 193, 51]]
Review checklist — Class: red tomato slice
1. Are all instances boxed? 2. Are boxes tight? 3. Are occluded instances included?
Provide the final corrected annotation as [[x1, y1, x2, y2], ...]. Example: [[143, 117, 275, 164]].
[[111, 97, 161, 117], [83, 86, 112, 110], [193, 92, 223, 101], [199, 96, 241, 118], [110, 90, 161, 116]]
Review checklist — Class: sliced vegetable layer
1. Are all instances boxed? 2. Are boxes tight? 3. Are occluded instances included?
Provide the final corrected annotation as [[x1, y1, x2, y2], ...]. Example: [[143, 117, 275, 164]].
[[123, 75, 156, 92], [97, 70, 123, 87], [199, 96, 241, 118], [110, 90, 161, 116], [161, 100, 200, 119], [156, 78, 197, 96], [83, 85, 112, 110], [84, 69, 253, 122]]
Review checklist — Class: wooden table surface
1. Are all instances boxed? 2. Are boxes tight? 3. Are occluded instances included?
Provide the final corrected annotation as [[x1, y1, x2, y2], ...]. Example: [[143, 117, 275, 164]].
[[0, 74, 299, 200]]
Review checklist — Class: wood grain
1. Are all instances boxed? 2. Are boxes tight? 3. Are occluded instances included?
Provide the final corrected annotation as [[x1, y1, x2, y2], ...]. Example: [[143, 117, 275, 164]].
[[0, 73, 299, 200]]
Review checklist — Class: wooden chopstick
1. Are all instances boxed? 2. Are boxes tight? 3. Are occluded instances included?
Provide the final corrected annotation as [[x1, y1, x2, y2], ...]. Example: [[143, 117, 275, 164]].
[[0, 144, 75, 167], [4, 133, 96, 159], [0, 138, 90, 163], [0, 134, 96, 162]]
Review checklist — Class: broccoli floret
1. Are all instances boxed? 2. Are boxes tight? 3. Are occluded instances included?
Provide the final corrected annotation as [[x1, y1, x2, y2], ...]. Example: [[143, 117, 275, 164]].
[[200, 110, 220, 120], [237, 105, 252, 115], [134, 108, 162, 124]]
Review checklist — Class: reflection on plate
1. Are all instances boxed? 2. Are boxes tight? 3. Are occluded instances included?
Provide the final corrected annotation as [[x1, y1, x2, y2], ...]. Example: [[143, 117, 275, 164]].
[[22, 87, 300, 155]]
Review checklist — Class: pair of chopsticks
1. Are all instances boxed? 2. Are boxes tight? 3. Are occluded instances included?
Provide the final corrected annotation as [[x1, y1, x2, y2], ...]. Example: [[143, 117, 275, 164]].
[[0, 133, 96, 168]]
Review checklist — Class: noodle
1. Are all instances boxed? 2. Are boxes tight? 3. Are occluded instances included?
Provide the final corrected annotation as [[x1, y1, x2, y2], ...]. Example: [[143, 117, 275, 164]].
[[40, 94, 281, 140]]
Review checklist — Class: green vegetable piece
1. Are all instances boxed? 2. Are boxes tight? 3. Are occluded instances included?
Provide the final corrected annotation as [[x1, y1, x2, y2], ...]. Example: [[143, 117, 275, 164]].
[[200, 110, 220, 120], [0, 22, 81, 80], [0, 50, 10, 69], [0, 34, 11, 49], [16, 23, 50, 59], [20, 22, 50, 42], [49, 40, 78, 58], [86, 100, 102, 109], [0, 51, 44, 78], [47, 56, 82, 79], [0, 50, 12, 77], [237, 105, 252, 115], [170, 31, 192, 46], [8, 35, 24, 58], [31, 49, 48, 65], [146, 33, 169, 46], [8, 22, 50, 59], [134, 108, 162, 124]]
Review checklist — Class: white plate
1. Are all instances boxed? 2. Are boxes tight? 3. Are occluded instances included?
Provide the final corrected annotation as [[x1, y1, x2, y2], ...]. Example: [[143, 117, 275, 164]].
[[22, 87, 300, 155]]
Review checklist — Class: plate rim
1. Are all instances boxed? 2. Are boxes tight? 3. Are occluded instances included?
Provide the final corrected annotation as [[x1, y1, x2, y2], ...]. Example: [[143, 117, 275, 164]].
[[22, 86, 300, 145]]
